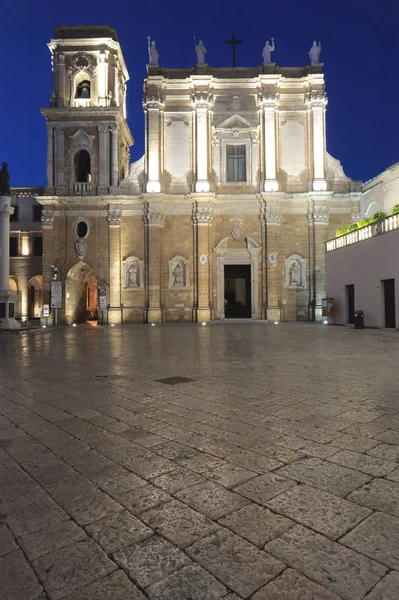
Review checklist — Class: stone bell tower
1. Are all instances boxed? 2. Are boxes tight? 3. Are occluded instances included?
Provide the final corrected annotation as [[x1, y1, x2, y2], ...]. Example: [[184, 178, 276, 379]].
[[41, 25, 133, 196]]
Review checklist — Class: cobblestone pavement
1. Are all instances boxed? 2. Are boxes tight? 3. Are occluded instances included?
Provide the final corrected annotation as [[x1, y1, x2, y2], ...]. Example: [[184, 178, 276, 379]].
[[1, 322, 399, 599]]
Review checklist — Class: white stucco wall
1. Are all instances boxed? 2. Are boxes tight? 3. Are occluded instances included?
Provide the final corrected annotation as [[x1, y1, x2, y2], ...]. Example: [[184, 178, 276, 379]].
[[325, 228, 399, 328]]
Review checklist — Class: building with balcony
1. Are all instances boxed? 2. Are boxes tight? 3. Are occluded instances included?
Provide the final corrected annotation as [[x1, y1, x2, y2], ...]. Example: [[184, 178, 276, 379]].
[[9, 191, 44, 322]]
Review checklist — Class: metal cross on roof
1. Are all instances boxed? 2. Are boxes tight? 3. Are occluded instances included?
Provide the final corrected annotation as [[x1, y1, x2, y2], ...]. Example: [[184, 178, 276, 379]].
[[225, 33, 243, 68]]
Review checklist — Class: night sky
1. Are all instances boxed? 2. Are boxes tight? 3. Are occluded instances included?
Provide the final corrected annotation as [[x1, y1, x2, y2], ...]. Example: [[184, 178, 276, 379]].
[[2, 0, 397, 187]]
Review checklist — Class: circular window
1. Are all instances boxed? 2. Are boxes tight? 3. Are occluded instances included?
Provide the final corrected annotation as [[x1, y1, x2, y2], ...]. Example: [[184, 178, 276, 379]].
[[76, 221, 88, 238]]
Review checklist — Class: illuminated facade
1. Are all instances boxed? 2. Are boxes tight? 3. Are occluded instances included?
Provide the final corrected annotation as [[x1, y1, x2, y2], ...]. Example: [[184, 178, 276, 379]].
[[38, 25, 362, 324]]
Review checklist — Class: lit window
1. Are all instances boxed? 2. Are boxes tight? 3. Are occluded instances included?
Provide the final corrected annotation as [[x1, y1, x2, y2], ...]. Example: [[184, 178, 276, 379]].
[[226, 145, 246, 182]]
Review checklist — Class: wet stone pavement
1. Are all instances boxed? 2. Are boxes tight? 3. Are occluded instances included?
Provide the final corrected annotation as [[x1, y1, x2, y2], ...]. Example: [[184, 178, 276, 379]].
[[0, 322, 399, 599]]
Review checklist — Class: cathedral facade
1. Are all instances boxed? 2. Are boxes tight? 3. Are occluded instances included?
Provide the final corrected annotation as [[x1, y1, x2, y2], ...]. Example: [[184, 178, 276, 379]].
[[39, 25, 361, 324]]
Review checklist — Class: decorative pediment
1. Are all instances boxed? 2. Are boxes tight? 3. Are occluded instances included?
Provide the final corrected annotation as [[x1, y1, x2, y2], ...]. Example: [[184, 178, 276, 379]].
[[217, 114, 252, 130], [69, 129, 95, 151]]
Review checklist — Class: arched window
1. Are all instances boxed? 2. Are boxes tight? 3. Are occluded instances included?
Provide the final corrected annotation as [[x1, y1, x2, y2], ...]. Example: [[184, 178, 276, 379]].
[[75, 80, 91, 99], [74, 150, 91, 183]]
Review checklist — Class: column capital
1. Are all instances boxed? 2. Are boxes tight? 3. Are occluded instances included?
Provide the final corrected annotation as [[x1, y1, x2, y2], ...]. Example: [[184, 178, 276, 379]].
[[143, 96, 165, 111], [308, 200, 329, 225], [110, 124, 119, 134], [41, 208, 54, 229], [107, 206, 121, 227], [98, 123, 108, 134], [260, 203, 283, 226], [306, 91, 328, 109], [143, 205, 164, 227], [191, 93, 214, 110], [193, 202, 213, 225], [257, 91, 280, 109]]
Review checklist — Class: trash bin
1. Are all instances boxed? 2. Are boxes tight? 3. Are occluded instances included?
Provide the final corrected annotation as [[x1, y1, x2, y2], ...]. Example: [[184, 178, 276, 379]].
[[354, 310, 364, 329]]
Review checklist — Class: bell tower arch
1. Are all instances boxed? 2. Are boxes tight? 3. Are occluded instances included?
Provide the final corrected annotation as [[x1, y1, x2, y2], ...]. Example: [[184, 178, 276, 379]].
[[41, 25, 133, 196]]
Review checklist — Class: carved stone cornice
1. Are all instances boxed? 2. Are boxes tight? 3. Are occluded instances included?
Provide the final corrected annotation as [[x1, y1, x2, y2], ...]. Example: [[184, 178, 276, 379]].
[[257, 91, 280, 109], [193, 202, 213, 225], [41, 208, 54, 228], [107, 207, 121, 227]]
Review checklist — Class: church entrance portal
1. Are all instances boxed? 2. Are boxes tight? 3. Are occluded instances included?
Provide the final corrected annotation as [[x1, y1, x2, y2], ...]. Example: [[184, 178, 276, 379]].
[[65, 263, 101, 324], [224, 264, 252, 318]]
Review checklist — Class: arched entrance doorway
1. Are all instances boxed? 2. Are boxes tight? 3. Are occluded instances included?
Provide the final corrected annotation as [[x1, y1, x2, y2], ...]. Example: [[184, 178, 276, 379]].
[[65, 263, 105, 324], [28, 276, 43, 319]]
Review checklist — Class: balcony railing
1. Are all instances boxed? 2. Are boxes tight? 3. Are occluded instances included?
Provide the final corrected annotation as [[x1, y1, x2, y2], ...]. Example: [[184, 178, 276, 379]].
[[73, 182, 91, 195], [326, 213, 399, 252]]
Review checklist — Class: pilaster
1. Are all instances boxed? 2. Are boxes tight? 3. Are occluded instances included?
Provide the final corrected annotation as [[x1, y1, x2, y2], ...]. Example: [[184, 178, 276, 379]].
[[191, 93, 213, 193], [193, 201, 213, 321], [107, 206, 122, 324], [308, 198, 330, 320], [258, 92, 279, 192], [110, 124, 119, 192], [144, 97, 164, 193], [143, 203, 164, 322], [307, 92, 328, 192], [98, 124, 110, 192], [260, 200, 283, 321], [0, 196, 20, 329]]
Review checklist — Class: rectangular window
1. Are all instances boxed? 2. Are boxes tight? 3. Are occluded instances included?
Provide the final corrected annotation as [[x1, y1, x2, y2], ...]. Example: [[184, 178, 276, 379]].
[[33, 237, 43, 257], [226, 145, 246, 182], [10, 206, 18, 222], [10, 237, 18, 257], [33, 205, 42, 222]]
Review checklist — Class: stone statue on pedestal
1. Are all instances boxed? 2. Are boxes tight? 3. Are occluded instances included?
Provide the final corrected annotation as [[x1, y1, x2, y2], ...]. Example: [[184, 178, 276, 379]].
[[309, 40, 322, 64], [148, 37, 159, 64], [195, 40, 207, 64], [0, 162, 10, 196], [262, 39, 275, 64]]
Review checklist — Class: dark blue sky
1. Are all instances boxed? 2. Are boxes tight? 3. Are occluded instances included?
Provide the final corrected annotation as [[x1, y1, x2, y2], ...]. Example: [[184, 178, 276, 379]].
[[1, 0, 397, 187]]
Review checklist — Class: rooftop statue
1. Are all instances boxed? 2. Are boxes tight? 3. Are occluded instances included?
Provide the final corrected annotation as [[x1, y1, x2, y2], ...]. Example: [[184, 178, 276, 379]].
[[147, 37, 159, 65], [309, 40, 322, 64], [195, 39, 207, 64], [262, 39, 275, 64], [0, 162, 10, 196]]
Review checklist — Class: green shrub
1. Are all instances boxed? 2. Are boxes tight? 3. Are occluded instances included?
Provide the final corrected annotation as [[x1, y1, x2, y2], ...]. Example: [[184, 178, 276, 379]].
[[356, 218, 372, 228], [372, 211, 388, 221], [392, 204, 399, 214], [335, 227, 347, 237], [346, 223, 358, 233]]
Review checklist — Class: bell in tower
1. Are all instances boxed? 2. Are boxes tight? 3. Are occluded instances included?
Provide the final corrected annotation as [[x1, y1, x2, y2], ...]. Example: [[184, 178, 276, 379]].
[[76, 80, 90, 99]]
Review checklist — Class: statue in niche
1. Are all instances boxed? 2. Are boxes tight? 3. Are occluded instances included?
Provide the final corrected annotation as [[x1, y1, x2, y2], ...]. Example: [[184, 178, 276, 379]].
[[128, 262, 139, 286], [147, 37, 159, 64], [172, 261, 184, 286], [262, 39, 275, 64], [195, 40, 207, 64], [289, 262, 300, 285], [309, 40, 322, 64], [0, 162, 10, 196]]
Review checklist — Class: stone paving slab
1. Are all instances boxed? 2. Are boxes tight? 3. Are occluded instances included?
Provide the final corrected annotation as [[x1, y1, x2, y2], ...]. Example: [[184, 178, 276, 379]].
[[341, 511, 399, 570], [252, 568, 343, 599], [1, 548, 44, 600], [265, 524, 386, 600], [234, 473, 298, 504], [85, 509, 153, 553], [0, 523, 18, 557], [175, 480, 250, 520], [328, 449, 397, 476], [32, 538, 116, 599], [276, 457, 372, 497], [18, 519, 87, 561], [348, 478, 399, 517], [187, 528, 284, 598], [145, 563, 227, 600], [363, 571, 399, 600], [63, 569, 147, 600], [113, 534, 190, 588], [266, 484, 371, 539], [219, 503, 294, 547]]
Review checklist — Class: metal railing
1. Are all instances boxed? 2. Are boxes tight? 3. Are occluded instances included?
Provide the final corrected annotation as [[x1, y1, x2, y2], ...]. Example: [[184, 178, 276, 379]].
[[326, 213, 399, 252]]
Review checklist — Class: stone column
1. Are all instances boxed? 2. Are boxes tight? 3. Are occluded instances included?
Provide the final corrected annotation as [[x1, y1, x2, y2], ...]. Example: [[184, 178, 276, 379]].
[[143, 204, 163, 322], [110, 125, 119, 190], [55, 126, 65, 193], [193, 201, 213, 322], [98, 51, 109, 107], [57, 54, 66, 107], [192, 94, 213, 193], [308, 199, 330, 320], [0, 196, 20, 329], [107, 206, 122, 324], [308, 93, 328, 192], [144, 98, 163, 193], [98, 124, 110, 192], [46, 126, 54, 189], [258, 92, 279, 192], [261, 201, 282, 322]]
